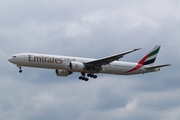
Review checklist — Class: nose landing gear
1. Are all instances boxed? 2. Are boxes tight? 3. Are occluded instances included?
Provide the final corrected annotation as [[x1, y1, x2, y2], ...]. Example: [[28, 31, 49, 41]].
[[17, 65, 22, 73]]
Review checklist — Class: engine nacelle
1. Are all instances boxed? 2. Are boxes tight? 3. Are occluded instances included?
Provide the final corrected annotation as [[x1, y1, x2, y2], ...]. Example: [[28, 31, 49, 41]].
[[55, 69, 70, 76], [70, 61, 85, 72]]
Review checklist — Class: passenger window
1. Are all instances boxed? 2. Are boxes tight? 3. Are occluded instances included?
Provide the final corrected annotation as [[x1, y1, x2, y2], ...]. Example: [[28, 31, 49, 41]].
[[13, 56, 16, 58]]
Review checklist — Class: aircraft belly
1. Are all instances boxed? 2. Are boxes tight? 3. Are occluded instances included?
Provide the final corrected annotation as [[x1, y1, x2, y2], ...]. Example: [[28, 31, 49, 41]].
[[102, 65, 130, 75]]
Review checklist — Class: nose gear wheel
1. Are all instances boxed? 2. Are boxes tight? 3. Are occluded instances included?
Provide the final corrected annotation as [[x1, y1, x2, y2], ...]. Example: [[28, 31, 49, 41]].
[[17, 65, 22, 73]]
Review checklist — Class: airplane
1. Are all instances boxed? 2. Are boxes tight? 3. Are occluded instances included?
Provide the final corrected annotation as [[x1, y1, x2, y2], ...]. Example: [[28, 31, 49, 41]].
[[8, 45, 170, 81]]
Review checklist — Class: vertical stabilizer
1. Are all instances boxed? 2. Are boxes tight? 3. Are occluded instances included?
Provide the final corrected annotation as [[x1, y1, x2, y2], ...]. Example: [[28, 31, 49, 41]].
[[138, 45, 161, 65]]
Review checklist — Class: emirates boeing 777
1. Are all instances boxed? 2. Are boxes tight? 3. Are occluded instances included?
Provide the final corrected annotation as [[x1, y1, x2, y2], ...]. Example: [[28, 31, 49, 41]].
[[8, 45, 170, 81]]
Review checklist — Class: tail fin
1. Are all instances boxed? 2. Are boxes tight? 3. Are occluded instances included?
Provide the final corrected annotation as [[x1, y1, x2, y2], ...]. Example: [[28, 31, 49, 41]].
[[138, 45, 161, 65]]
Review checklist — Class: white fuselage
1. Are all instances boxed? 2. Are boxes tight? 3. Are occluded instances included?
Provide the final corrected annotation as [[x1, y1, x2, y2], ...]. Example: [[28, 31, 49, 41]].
[[8, 53, 158, 75]]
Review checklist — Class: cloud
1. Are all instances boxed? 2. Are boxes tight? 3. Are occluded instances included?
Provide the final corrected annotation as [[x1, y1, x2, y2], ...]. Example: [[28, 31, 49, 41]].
[[0, 0, 180, 120]]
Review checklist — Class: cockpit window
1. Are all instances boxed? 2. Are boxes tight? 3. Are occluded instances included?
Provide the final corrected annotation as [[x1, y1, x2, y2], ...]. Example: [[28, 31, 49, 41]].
[[13, 56, 16, 58]]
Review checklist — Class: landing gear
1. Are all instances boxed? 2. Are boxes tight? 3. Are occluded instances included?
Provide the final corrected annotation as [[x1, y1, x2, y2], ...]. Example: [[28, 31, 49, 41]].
[[87, 73, 97, 79], [79, 73, 97, 81], [79, 72, 89, 81], [17, 65, 22, 73], [79, 76, 89, 81]]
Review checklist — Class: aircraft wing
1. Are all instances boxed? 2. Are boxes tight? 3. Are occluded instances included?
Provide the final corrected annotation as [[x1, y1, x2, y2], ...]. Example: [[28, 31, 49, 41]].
[[84, 48, 141, 67]]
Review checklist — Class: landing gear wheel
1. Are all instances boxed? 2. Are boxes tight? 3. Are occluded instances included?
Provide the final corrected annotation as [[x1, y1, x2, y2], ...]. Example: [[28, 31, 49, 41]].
[[17, 65, 22, 73], [19, 70, 22, 73], [85, 78, 89, 81], [82, 77, 85, 80], [93, 75, 97, 79], [87, 74, 90, 77], [87, 73, 97, 79], [79, 72, 90, 81], [79, 76, 82, 80]]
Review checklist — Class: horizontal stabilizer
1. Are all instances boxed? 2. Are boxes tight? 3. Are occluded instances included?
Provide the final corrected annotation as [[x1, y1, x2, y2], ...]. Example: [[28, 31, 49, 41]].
[[145, 64, 171, 70]]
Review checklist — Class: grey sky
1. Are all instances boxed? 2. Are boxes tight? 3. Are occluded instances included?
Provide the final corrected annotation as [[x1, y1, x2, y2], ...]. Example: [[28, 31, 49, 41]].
[[0, 0, 180, 120]]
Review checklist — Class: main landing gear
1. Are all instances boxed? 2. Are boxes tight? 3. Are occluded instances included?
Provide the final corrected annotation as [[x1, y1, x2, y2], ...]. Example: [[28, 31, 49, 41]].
[[79, 73, 97, 81], [17, 65, 22, 73]]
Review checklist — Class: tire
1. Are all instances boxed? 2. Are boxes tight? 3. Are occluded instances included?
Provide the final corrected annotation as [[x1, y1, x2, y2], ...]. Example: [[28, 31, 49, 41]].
[[94, 75, 97, 79]]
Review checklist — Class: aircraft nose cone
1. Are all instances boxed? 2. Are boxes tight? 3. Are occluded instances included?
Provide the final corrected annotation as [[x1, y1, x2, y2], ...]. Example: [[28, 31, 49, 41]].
[[8, 57, 13, 63]]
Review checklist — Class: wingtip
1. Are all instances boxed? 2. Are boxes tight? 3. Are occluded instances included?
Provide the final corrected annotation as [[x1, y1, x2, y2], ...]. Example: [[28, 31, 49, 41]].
[[134, 48, 142, 51]]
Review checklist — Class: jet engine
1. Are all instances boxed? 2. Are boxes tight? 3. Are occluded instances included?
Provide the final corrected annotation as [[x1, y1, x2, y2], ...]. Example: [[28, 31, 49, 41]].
[[55, 69, 70, 76], [69, 61, 85, 72]]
